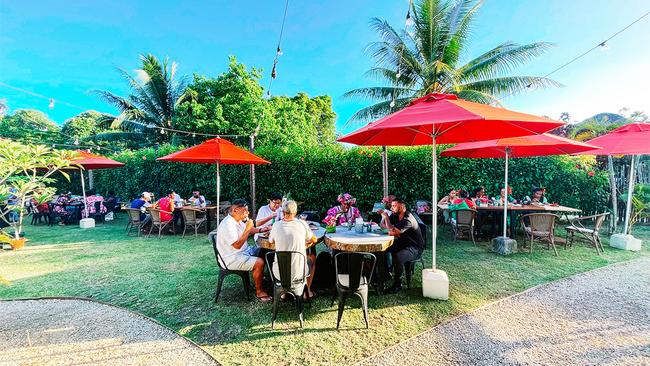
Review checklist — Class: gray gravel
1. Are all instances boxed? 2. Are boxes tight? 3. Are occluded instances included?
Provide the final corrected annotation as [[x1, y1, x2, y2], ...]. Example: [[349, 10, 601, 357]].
[[0, 298, 219, 366], [359, 258, 650, 366]]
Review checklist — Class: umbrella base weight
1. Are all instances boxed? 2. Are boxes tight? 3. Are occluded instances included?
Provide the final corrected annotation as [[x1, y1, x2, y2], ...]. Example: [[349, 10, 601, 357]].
[[422, 269, 449, 300], [609, 234, 642, 251], [79, 218, 95, 229], [491, 236, 517, 256]]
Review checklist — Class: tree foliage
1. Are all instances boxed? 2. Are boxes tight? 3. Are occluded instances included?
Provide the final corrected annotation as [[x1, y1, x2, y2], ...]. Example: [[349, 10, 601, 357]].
[[344, 0, 559, 123], [0, 109, 60, 144]]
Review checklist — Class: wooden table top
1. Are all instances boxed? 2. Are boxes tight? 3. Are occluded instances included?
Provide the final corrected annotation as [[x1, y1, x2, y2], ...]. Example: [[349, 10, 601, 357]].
[[437, 203, 581, 213], [256, 221, 326, 250], [324, 226, 394, 252]]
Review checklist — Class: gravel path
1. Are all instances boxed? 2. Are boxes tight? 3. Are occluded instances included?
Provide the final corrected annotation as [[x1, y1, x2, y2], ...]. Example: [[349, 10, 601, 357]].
[[360, 258, 650, 366], [0, 298, 219, 366]]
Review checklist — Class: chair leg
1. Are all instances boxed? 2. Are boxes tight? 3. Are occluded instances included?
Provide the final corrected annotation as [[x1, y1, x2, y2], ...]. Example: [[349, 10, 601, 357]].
[[550, 235, 558, 256], [182, 225, 187, 238], [271, 286, 280, 329], [360, 292, 369, 329], [405, 262, 413, 290], [296, 296, 304, 328], [330, 287, 338, 307], [470, 228, 476, 246], [336, 292, 347, 329], [241, 273, 251, 301], [215, 272, 226, 303]]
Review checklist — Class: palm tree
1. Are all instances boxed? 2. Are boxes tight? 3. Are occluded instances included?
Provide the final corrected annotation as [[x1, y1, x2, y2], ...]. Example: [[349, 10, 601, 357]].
[[344, 0, 561, 124], [94, 54, 190, 143]]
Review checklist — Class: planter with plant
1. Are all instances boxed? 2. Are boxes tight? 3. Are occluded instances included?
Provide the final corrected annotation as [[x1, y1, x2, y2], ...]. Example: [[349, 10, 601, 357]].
[[0, 140, 77, 250]]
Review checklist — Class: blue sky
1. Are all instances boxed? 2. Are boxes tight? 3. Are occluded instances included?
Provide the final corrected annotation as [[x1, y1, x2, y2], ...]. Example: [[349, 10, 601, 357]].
[[1, 0, 649, 135]]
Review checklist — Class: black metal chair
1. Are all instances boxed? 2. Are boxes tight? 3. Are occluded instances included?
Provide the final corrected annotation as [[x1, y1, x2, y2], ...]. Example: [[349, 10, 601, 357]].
[[404, 213, 427, 289], [265, 251, 310, 329], [30, 201, 49, 225], [299, 211, 320, 223], [210, 234, 252, 302], [92, 201, 105, 224], [332, 252, 376, 329]]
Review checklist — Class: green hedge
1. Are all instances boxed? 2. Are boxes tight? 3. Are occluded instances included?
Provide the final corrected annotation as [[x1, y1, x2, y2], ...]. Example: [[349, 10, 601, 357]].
[[76, 144, 609, 217]]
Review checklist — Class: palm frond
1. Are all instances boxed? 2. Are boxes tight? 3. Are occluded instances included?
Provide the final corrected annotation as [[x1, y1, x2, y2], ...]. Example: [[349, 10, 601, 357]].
[[454, 89, 500, 105], [342, 86, 415, 102], [345, 97, 414, 125], [459, 76, 562, 97]]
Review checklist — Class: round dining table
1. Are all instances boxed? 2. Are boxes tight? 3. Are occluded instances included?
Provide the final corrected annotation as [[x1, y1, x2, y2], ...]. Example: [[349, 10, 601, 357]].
[[324, 225, 394, 294], [256, 221, 326, 250]]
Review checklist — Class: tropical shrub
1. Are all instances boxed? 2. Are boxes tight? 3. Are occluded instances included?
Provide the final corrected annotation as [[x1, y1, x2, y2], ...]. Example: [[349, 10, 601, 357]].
[[88, 144, 609, 216]]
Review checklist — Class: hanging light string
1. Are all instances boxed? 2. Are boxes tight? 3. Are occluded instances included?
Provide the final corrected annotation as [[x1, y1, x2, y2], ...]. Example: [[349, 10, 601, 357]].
[[497, 10, 650, 102], [0, 81, 252, 140], [266, 0, 290, 98]]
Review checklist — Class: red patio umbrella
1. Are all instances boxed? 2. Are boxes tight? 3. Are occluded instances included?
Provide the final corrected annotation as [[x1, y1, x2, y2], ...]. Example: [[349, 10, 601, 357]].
[[157, 137, 271, 226], [441, 134, 599, 239], [576, 123, 650, 235], [338, 93, 564, 299], [71, 151, 125, 218]]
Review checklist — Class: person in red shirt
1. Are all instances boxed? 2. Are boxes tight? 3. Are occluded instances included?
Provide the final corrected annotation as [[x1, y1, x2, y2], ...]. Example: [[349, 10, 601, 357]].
[[155, 191, 175, 222]]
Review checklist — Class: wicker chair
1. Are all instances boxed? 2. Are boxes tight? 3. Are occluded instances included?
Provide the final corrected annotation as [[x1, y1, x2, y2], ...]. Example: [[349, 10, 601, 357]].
[[565, 213, 609, 255], [452, 209, 477, 245], [125, 208, 144, 236], [181, 208, 207, 237], [148, 208, 173, 238], [520, 213, 559, 256]]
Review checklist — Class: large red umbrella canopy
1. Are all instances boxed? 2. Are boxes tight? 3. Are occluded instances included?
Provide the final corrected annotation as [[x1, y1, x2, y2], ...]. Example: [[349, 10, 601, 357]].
[[157, 137, 270, 164], [71, 150, 125, 170], [441, 133, 599, 158], [576, 122, 650, 156], [338, 93, 565, 146], [337, 93, 565, 297], [157, 137, 270, 227], [575, 122, 650, 236]]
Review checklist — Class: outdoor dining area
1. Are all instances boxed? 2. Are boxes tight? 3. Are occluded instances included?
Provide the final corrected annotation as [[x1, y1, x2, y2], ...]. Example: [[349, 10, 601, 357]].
[[14, 92, 648, 331]]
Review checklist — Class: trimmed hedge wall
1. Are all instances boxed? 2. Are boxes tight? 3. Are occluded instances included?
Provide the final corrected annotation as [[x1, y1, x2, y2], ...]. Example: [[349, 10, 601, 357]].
[[80, 144, 609, 216]]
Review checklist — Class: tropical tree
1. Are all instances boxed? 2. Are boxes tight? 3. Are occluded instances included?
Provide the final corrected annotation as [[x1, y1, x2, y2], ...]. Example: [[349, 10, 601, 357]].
[[0, 140, 77, 247], [0, 109, 61, 144], [344, 0, 560, 123], [94, 54, 190, 144]]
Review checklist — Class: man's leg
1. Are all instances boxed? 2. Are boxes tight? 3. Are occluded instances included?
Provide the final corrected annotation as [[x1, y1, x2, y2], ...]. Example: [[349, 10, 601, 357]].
[[388, 246, 419, 293], [252, 258, 270, 299], [306, 253, 316, 296]]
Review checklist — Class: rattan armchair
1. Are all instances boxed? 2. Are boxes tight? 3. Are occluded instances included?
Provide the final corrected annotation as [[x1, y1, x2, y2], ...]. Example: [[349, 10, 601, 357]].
[[181, 208, 207, 237], [520, 213, 560, 256], [148, 208, 173, 238], [565, 213, 609, 255], [125, 208, 144, 236]]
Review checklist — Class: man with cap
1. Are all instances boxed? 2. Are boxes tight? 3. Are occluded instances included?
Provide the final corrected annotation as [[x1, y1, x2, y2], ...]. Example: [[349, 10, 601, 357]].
[[130, 192, 153, 224], [210, 199, 272, 302]]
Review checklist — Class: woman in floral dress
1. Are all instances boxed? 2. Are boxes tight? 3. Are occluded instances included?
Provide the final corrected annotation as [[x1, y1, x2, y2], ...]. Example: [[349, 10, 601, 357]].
[[323, 193, 361, 226]]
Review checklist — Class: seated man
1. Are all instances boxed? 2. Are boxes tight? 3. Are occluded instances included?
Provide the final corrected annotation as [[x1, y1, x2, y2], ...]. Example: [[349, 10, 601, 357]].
[[254, 192, 283, 242], [188, 190, 207, 208], [268, 200, 318, 298], [130, 192, 153, 224], [380, 198, 425, 294], [524, 187, 548, 205], [213, 199, 271, 302], [448, 189, 477, 224]]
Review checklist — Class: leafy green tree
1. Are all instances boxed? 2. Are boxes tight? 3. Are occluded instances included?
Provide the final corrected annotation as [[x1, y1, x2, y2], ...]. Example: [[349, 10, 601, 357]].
[[175, 57, 337, 148], [61, 111, 104, 141], [0, 109, 60, 144], [344, 0, 559, 123], [94, 54, 190, 144]]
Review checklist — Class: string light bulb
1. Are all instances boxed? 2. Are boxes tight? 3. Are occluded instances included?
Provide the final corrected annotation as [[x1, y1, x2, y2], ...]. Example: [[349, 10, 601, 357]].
[[160, 128, 166, 135], [48, 98, 55, 109], [396, 70, 401, 79], [192, 133, 196, 138], [74, 139, 79, 145], [276, 46, 283, 56], [389, 99, 396, 108], [405, 10, 414, 27], [271, 64, 277, 79], [599, 42, 610, 51]]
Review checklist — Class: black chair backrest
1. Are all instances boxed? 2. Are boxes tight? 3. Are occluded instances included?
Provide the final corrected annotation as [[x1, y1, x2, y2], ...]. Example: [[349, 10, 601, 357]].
[[210, 234, 229, 270], [265, 251, 306, 290], [94, 201, 101, 213], [300, 211, 320, 222], [412, 212, 428, 246], [334, 252, 376, 291]]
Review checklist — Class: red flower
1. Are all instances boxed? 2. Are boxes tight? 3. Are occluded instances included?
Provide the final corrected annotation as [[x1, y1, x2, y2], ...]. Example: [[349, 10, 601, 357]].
[[575, 164, 581, 169], [588, 170, 595, 177]]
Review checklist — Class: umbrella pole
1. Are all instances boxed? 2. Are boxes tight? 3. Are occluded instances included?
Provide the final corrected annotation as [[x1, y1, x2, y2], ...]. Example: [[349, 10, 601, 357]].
[[431, 138, 437, 269], [216, 162, 221, 228], [502, 148, 510, 238], [623, 155, 636, 235], [382, 146, 389, 197], [80, 169, 89, 218]]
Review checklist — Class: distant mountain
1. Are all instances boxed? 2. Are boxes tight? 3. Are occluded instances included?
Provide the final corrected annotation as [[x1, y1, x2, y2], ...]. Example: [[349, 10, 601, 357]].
[[575, 113, 630, 127]]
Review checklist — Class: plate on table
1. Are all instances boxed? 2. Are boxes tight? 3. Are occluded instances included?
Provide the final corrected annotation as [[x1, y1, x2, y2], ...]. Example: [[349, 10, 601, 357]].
[[308, 223, 320, 231]]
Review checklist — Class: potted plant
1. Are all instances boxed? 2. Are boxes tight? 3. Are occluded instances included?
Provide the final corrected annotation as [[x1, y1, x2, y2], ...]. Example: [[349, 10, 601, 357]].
[[0, 140, 77, 249]]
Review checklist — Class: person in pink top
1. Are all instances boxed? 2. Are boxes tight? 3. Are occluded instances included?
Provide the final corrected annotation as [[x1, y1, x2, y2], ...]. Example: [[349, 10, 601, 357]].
[[155, 191, 175, 222]]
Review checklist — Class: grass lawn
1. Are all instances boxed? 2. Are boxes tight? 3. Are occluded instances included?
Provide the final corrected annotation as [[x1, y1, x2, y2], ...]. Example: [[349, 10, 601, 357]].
[[1, 215, 648, 365]]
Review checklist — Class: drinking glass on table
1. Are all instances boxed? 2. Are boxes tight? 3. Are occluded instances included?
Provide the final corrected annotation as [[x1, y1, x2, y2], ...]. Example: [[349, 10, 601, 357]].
[[299, 213, 308, 221]]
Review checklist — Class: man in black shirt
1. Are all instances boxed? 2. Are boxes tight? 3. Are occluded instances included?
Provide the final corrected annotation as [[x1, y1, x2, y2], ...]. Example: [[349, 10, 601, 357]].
[[380, 198, 425, 294]]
